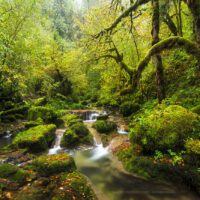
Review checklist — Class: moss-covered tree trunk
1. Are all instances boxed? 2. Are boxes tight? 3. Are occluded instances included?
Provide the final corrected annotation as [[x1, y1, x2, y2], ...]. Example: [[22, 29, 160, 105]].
[[184, 0, 200, 46], [151, 0, 165, 103]]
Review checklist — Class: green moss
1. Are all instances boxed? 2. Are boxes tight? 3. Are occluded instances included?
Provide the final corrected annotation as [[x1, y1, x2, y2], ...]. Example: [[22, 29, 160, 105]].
[[54, 171, 96, 200], [185, 139, 200, 155], [0, 164, 30, 184], [32, 153, 76, 176], [61, 129, 79, 148], [130, 105, 200, 152], [71, 122, 89, 136], [120, 101, 140, 117], [61, 123, 93, 148], [28, 106, 58, 123], [32, 97, 47, 106], [62, 114, 82, 126], [23, 118, 43, 128], [12, 124, 56, 152], [92, 120, 117, 133]]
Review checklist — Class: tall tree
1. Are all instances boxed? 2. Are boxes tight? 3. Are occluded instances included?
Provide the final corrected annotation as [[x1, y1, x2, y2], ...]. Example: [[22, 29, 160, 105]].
[[151, 0, 165, 103]]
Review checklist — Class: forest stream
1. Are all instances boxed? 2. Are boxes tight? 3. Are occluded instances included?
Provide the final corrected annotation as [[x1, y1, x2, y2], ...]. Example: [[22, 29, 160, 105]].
[[44, 111, 198, 200]]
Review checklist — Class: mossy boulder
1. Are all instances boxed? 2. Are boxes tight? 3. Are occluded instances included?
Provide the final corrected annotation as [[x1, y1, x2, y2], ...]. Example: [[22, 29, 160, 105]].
[[61, 123, 93, 148], [61, 129, 79, 148], [130, 105, 200, 153], [92, 120, 117, 133], [28, 106, 58, 123], [0, 164, 31, 185], [54, 171, 96, 200], [31, 153, 76, 176], [12, 124, 56, 152], [71, 122, 89, 136], [120, 101, 140, 117]]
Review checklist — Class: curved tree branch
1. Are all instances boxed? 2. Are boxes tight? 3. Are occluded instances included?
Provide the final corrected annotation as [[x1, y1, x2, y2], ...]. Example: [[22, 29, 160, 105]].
[[94, 0, 150, 38], [133, 36, 200, 87]]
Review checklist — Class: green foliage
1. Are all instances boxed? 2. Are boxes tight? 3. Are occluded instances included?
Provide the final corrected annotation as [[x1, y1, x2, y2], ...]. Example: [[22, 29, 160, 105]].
[[28, 106, 58, 123], [62, 114, 82, 127], [120, 102, 140, 117], [130, 105, 200, 153], [12, 124, 56, 152], [92, 120, 117, 133], [191, 105, 200, 115], [31, 153, 76, 176], [23, 118, 43, 128], [185, 139, 200, 155]]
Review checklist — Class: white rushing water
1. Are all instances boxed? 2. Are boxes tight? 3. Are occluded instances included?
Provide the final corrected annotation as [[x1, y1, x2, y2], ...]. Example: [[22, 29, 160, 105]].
[[83, 111, 107, 122], [117, 128, 129, 135], [48, 129, 66, 155], [90, 137, 109, 160]]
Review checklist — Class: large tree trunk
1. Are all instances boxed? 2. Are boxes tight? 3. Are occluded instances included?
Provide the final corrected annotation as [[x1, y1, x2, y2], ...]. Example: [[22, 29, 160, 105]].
[[151, 0, 165, 103], [184, 0, 200, 46]]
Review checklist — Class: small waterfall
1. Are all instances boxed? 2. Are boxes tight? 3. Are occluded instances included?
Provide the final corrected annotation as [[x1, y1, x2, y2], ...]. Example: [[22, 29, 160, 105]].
[[83, 112, 100, 122], [90, 137, 109, 160], [117, 127, 129, 135], [3, 131, 12, 138], [48, 129, 65, 155]]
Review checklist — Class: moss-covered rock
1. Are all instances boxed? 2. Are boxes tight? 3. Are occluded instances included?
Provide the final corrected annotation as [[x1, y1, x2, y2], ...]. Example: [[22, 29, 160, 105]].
[[61, 129, 79, 148], [130, 105, 200, 152], [12, 124, 56, 152], [120, 101, 140, 117], [28, 106, 58, 123], [92, 120, 117, 133], [61, 124, 93, 148], [31, 153, 76, 176], [54, 171, 96, 200], [0, 164, 31, 185], [71, 122, 89, 136]]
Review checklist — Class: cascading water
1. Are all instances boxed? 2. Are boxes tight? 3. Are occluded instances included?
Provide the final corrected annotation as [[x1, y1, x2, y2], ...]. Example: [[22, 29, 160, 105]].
[[117, 127, 129, 135], [90, 137, 109, 160], [83, 111, 107, 122], [48, 129, 66, 155]]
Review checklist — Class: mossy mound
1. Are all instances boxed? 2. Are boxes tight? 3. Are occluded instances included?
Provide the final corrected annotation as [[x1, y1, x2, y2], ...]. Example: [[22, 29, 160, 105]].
[[28, 106, 58, 123], [92, 120, 117, 133], [12, 124, 56, 152], [61, 114, 93, 148], [0, 164, 31, 185], [130, 105, 200, 152], [119, 101, 140, 117], [31, 153, 76, 176], [54, 171, 96, 200]]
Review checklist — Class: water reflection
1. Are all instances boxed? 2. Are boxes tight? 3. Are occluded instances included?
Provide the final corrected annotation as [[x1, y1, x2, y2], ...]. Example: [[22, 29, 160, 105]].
[[74, 148, 198, 200]]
